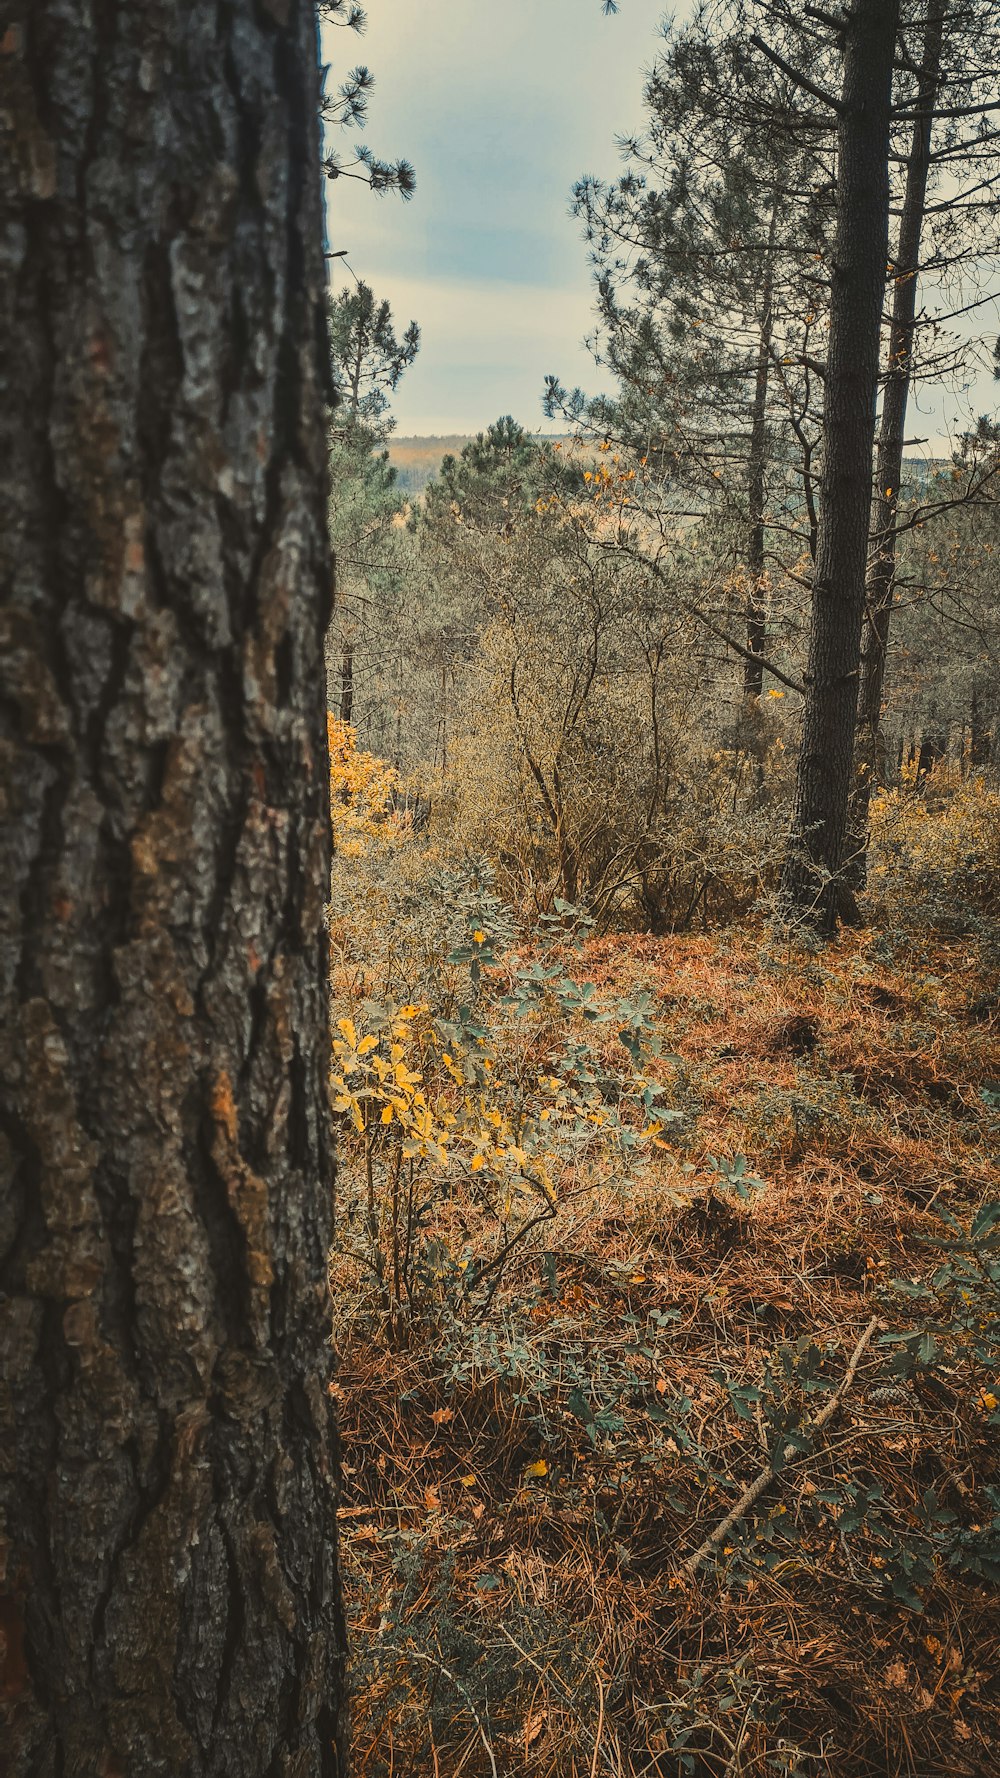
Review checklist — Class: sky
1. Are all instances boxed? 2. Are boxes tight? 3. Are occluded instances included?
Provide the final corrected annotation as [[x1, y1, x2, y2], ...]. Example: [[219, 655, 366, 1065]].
[[320, 0, 670, 436], [319, 2, 1000, 448]]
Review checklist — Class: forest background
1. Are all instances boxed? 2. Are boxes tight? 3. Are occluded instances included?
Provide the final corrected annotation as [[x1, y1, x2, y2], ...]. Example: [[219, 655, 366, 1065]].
[[320, 2, 1000, 1774]]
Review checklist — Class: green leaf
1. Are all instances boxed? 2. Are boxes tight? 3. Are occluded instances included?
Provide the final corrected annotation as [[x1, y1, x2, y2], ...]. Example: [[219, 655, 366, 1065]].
[[971, 1202, 1000, 1240]]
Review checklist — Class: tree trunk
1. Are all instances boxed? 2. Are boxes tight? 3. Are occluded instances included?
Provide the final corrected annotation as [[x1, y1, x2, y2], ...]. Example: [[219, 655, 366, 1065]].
[[845, 0, 946, 887], [743, 204, 778, 702], [780, 0, 901, 931], [339, 640, 355, 725], [0, 3, 346, 1774]]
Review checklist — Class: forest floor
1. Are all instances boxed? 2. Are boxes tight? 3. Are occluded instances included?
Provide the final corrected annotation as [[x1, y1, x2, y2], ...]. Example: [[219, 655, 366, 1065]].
[[330, 920, 1000, 1778]]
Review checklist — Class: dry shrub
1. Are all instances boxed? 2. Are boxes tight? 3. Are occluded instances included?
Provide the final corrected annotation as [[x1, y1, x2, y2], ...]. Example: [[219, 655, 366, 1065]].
[[445, 633, 793, 931], [868, 765, 1000, 934]]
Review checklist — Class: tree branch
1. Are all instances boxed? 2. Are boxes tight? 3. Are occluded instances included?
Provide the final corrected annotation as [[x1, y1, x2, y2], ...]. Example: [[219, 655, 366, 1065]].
[[683, 1319, 879, 1579], [749, 34, 845, 114]]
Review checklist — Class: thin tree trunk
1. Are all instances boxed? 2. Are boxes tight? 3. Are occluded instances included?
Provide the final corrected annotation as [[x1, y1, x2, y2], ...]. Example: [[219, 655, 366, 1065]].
[[340, 640, 355, 725], [780, 0, 901, 931], [743, 204, 778, 701], [845, 0, 947, 887], [0, 3, 346, 1773]]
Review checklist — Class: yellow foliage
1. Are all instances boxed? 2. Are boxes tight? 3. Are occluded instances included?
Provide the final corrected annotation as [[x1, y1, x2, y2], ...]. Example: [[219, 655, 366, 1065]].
[[328, 716, 409, 858], [869, 767, 1000, 925]]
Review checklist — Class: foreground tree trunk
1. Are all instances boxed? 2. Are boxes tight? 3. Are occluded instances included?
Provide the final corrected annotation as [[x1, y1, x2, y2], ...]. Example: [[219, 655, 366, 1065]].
[[0, 3, 346, 1773], [779, 0, 900, 931], [845, 0, 947, 886]]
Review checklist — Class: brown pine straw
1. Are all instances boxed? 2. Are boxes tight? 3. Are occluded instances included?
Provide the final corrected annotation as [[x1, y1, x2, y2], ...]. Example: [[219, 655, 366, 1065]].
[[334, 925, 1000, 1775], [684, 1316, 880, 1578]]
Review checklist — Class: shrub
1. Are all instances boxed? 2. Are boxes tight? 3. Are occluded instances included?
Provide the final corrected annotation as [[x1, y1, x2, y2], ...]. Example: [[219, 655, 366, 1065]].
[[867, 765, 1000, 933]]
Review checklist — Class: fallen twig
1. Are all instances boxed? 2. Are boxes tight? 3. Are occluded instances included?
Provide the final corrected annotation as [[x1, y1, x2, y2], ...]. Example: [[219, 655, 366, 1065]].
[[683, 1317, 879, 1578], [409, 1648, 499, 1778]]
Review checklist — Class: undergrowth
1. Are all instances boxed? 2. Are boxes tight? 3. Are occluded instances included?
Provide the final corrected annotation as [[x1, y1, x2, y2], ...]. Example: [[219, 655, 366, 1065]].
[[327, 726, 1000, 1778]]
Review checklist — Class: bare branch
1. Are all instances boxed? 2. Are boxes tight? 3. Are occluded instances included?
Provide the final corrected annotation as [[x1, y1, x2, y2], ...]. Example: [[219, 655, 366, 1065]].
[[749, 34, 845, 114]]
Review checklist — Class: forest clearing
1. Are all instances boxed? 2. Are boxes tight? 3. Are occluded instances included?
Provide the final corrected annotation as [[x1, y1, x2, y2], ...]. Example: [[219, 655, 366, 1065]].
[[3, 1, 1000, 1775]]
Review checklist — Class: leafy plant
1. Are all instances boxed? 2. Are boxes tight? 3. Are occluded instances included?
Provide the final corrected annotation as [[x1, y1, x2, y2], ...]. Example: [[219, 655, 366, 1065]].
[[330, 890, 681, 1334]]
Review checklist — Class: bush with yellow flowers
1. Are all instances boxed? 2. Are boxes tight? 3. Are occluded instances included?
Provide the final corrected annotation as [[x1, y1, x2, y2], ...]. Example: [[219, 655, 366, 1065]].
[[868, 764, 1000, 933]]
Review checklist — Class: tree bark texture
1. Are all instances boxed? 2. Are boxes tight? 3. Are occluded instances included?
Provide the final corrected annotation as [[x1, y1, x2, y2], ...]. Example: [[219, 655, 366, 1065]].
[[0, 3, 346, 1774], [779, 0, 901, 930], [845, 0, 946, 886]]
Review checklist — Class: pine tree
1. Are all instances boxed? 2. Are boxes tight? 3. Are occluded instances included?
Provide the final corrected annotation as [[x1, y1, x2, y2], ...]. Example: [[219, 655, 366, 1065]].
[[845, 0, 1000, 883], [548, 8, 833, 700], [1, 2, 346, 1770], [325, 282, 419, 733], [762, 0, 1000, 924], [770, 0, 902, 928], [329, 280, 419, 441]]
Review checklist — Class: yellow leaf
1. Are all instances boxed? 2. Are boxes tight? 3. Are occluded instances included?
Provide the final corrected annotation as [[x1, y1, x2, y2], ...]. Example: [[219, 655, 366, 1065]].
[[357, 1034, 378, 1056], [470, 1154, 486, 1172], [380, 1105, 394, 1125], [337, 1018, 357, 1049], [524, 1459, 548, 1478], [459, 1473, 477, 1487]]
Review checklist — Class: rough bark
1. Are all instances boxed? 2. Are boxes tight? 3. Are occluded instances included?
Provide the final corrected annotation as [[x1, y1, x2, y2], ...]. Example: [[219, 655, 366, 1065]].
[[845, 0, 947, 887], [0, 3, 346, 1774], [779, 0, 901, 931]]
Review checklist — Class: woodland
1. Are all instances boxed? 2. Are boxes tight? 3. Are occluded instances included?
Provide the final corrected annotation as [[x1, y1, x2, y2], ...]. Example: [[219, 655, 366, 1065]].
[[2, 2, 1000, 1777]]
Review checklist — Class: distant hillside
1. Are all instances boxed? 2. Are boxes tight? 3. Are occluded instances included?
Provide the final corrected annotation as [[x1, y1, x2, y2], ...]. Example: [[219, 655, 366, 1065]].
[[384, 436, 473, 496], [385, 433, 576, 496], [384, 435, 954, 501]]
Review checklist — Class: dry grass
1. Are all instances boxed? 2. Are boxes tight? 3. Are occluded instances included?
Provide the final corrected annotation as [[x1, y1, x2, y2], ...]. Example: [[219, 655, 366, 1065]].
[[331, 923, 1000, 1778]]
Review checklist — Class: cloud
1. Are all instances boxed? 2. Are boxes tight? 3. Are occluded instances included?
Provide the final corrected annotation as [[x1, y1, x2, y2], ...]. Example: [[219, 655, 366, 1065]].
[[321, 0, 669, 432]]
